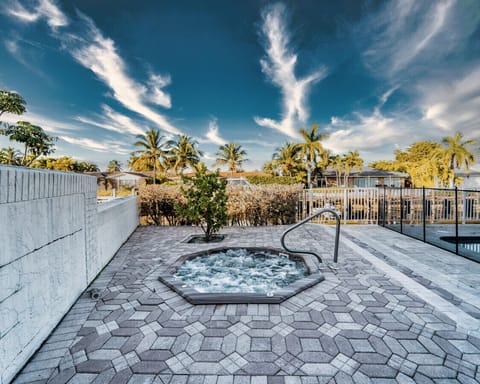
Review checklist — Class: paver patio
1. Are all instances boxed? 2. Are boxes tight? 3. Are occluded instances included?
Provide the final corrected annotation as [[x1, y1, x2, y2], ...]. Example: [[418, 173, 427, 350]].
[[12, 225, 480, 384]]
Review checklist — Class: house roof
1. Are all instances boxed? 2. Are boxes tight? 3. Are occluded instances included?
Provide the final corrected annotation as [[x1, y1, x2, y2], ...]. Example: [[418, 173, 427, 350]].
[[323, 167, 409, 178], [455, 171, 480, 177]]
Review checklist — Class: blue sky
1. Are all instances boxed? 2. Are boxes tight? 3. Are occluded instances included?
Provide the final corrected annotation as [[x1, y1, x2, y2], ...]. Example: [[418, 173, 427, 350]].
[[1, 0, 479, 171]]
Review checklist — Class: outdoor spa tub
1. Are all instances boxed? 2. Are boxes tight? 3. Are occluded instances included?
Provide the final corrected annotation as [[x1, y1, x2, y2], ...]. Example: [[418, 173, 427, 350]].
[[158, 247, 324, 304]]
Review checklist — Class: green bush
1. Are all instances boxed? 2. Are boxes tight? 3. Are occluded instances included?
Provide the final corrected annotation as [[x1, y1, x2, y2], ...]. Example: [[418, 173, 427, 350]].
[[175, 169, 228, 241], [246, 175, 301, 185]]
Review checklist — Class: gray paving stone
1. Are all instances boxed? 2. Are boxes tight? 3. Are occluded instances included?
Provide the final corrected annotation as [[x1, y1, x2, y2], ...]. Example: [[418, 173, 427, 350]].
[[358, 364, 397, 378], [68, 374, 98, 384], [416, 365, 457, 378], [131, 361, 168, 374], [14, 226, 480, 384], [76, 360, 113, 374], [46, 368, 75, 384], [242, 362, 280, 375], [251, 338, 271, 351], [127, 374, 156, 384], [300, 336, 322, 351]]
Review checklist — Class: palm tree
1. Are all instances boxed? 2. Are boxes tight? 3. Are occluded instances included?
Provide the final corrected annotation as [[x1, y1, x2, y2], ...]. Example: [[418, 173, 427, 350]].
[[107, 159, 122, 173], [272, 142, 301, 176], [297, 123, 329, 188], [438, 132, 477, 187], [133, 128, 166, 184], [214, 143, 247, 175], [0, 89, 26, 117], [0, 147, 21, 165], [79, 162, 100, 172], [342, 150, 364, 186], [166, 134, 203, 175], [329, 155, 344, 187]]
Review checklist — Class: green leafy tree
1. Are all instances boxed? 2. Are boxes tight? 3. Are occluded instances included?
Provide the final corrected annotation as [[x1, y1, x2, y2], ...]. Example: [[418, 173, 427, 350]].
[[0, 121, 56, 166], [297, 123, 328, 188], [175, 169, 228, 241], [166, 134, 203, 174], [342, 150, 364, 186], [133, 128, 166, 184], [128, 153, 151, 171], [262, 160, 279, 176], [0, 147, 22, 165], [214, 143, 247, 174], [107, 159, 122, 172], [437, 132, 477, 187], [78, 161, 100, 172], [0, 89, 26, 118], [31, 157, 99, 172], [370, 141, 447, 187], [272, 142, 302, 177]]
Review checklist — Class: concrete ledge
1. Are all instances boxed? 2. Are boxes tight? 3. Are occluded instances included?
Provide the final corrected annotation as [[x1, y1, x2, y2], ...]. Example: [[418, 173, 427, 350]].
[[94, 196, 139, 283]]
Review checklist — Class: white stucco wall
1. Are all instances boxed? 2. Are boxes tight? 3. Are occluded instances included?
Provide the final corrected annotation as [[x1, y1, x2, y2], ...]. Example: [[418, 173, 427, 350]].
[[95, 196, 139, 281], [0, 166, 138, 384]]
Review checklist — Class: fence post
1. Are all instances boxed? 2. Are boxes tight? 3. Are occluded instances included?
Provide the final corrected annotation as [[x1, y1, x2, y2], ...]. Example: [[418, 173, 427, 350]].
[[383, 186, 386, 227], [400, 187, 403, 233], [462, 190, 467, 224], [422, 187, 426, 242], [343, 188, 348, 225], [455, 187, 459, 255]]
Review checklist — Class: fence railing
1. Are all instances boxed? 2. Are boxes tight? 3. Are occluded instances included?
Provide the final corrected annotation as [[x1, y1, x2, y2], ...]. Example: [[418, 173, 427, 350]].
[[378, 187, 480, 263], [297, 186, 480, 262], [298, 187, 378, 224]]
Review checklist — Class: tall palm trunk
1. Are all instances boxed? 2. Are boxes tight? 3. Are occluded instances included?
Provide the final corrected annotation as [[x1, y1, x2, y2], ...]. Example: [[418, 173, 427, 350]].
[[153, 158, 156, 185]]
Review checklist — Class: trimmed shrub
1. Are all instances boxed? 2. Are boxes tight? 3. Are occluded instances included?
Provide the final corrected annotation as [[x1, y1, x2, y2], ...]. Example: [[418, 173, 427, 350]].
[[138, 185, 183, 225], [138, 183, 303, 226], [246, 175, 302, 185], [227, 184, 303, 225]]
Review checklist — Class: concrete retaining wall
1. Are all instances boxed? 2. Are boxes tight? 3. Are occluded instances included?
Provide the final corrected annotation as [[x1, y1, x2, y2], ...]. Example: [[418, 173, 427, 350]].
[[0, 166, 138, 384], [96, 197, 139, 281]]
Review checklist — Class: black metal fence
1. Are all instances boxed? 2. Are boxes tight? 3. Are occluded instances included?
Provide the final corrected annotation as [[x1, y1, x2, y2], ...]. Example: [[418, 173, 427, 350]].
[[378, 187, 480, 263]]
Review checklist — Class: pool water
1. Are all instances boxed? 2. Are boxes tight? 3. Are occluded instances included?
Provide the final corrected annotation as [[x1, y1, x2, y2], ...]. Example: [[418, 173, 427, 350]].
[[441, 236, 480, 253], [174, 248, 307, 294]]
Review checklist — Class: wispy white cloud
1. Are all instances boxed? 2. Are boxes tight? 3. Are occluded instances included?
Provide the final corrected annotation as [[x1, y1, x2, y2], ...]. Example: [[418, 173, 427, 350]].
[[4, 0, 180, 136], [237, 139, 277, 148], [323, 111, 407, 156], [1, 108, 134, 156], [66, 15, 179, 135], [0, 110, 79, 134], [360, 0, 475, 79], [344, 0, 480, 161], [3, 35, 51, 80], [322, 92, 427, 161], [60, 136, 130, 154], [6, 0, 68, 29], [147, 73, 172, 108], [75, 105, 145, 136], [201, 152, 215, 161], [254, 3, 327, 138], [419, 65, 480, 137], [205, 118, 227, 145]]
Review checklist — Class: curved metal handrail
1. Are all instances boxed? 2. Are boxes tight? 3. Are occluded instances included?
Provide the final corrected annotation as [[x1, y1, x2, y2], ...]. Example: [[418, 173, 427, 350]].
[[281, 208, 340, 265]]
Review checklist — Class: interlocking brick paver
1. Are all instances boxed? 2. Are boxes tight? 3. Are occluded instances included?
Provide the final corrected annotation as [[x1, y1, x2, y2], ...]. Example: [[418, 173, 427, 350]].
[[13, 226, 480, 384]]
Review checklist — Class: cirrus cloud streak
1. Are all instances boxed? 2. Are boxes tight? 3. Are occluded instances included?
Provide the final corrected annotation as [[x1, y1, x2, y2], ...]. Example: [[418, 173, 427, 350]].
[[254, 3, 327, 138]]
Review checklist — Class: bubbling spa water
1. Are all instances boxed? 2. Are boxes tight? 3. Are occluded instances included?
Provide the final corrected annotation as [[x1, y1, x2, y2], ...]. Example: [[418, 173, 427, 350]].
[[174, 248, 307, 294]]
